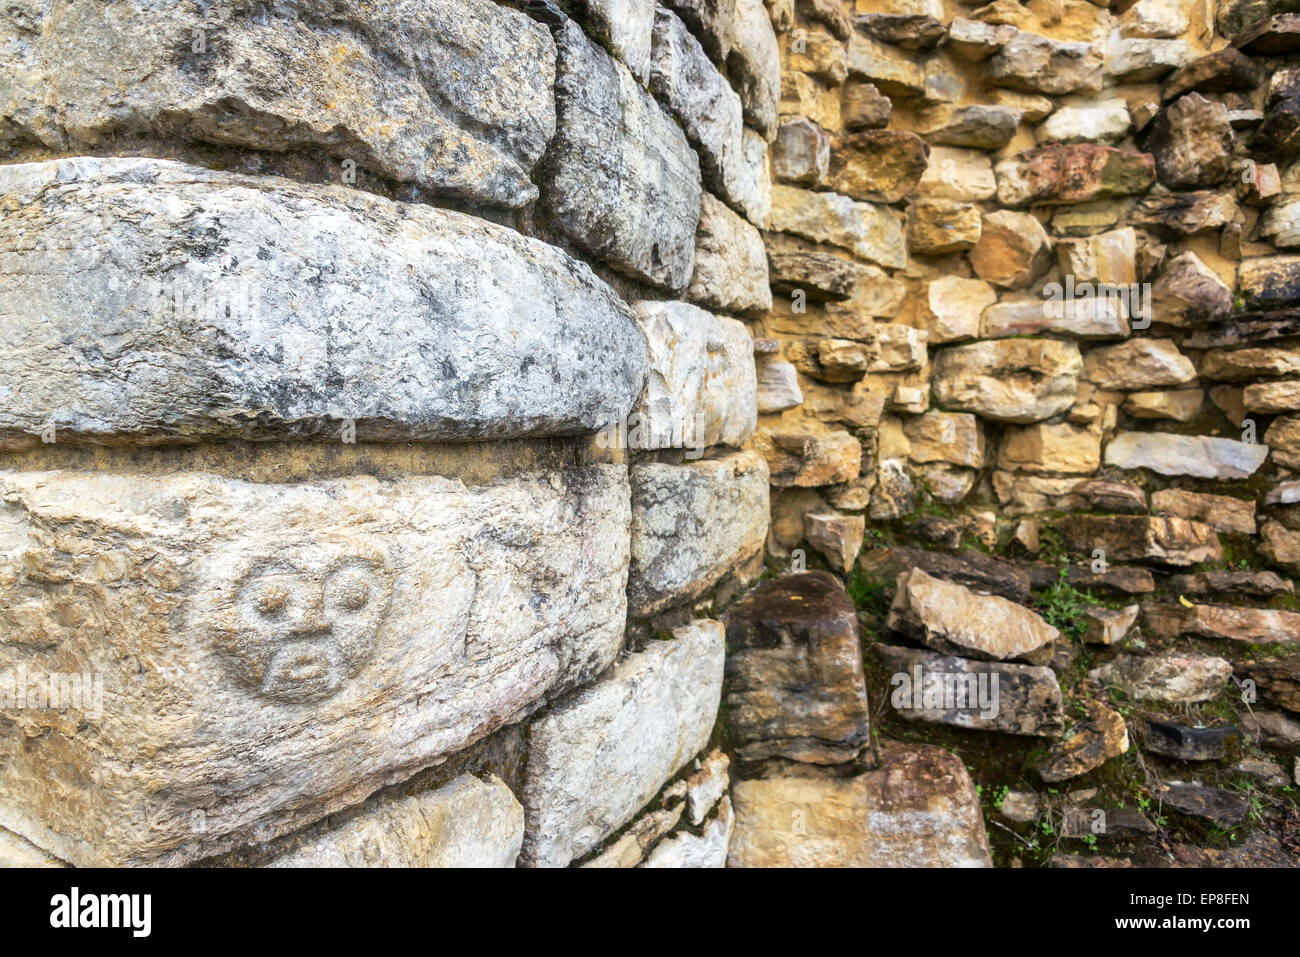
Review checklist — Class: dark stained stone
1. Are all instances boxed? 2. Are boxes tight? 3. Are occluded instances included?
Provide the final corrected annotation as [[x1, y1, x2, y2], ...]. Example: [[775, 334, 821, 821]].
[[853, 14, 946, 50], [876, 644, 1066, 738], [858, 546, 1033, 603], [1162, 49, 1261, 102], [1142, 720, 1242, 761], [1239, 654, 1300, 712], [1234, 13, 1300, 54], [1157, 783, 1251, 826], [723, 572, 871, 765]]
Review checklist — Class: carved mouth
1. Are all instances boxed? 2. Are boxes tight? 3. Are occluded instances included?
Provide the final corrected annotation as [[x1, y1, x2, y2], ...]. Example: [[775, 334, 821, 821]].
[[262, 643, 338, 702]]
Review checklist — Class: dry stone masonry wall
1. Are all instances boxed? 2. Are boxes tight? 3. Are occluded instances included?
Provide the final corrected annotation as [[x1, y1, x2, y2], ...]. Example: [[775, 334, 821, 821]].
[[3, 0, 1300, 870], [756, 0, 1300, 866], [0, 0, 774, 868]]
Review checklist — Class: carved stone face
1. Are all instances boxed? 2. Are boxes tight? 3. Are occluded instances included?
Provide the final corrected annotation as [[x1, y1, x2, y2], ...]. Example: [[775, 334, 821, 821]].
[[213, 550, 395, 703]]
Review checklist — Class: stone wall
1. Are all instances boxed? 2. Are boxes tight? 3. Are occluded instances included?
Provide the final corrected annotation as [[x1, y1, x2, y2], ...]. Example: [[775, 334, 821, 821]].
[[0, 0, 772, 868], [3, 0, 1299, 870], [754, 0, 1300, 865]]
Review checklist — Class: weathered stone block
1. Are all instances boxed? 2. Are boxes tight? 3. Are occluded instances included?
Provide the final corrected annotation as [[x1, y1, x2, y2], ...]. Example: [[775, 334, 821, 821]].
[[0, 465, 631, 866], [876, 646, 1065, 737], [267, 774, 524, 868], [628, 301, 756, 452], [728, 744, 992, 867], [723, 572, 871, 764], [540, 21, 701, 291], [0, 0, 556, 208], [628, 451, 770, 616], [931, 339, 1083, 423], [686, 194, 772, 315], [0, 158, 648, 448], [520, 619, 725, 867]]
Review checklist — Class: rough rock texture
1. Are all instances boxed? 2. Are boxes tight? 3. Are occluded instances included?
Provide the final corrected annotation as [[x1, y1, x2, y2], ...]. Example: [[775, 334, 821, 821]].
[[1036, 702, 1129, 783], [931, 339, 1084, 423], [723, 572, 871, 764], [969, 210, 1052, 288], [520, 620, 725, 868], [540, 21, 702, 292], [642, 796, 734, 867], [578, 0, 657, 82], [988, 32, 1104, 95], [0, 466, 631, 866], [631, 301, 757, 450], [628, 452, 770, 616], [1058, 514, 1222, 565], [649, 7, 761, 222], [876, 645, 1066, 737], [0, 0, 556, 209], [728, 744, 993, 867], [267, 774, 524, 868], [0, 158, 648, 448], [887, 568, 1060, 662], [770, 184, 908, 267], [996, 145, 1156, 206], [1089, 653, 1233, 703], [686, 194, 773, 314]]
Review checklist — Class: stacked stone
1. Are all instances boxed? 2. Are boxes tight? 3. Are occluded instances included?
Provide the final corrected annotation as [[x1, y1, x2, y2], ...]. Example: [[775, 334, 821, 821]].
[[722, 570, 994, 866], [0, 0, 773, 868], [758, 0, 1300, 864]]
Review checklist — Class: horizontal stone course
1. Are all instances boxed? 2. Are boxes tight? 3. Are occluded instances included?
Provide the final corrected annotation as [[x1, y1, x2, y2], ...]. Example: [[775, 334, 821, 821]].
[[0, 157, 649, 448], [0, 464, 630, 866], [0, 0, 556, 208]]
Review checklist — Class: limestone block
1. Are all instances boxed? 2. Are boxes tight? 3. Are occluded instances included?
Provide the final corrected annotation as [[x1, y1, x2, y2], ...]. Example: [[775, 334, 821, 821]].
[[267, 774, 524, 868], [628, 451, 770, 616], [630, 301, 757, 451], [0, 0, 555, 208], [540, 21, 701, 292], [0, 465, 631, 866], [0, 158, 647, 449], [520, 620, 726, 867]]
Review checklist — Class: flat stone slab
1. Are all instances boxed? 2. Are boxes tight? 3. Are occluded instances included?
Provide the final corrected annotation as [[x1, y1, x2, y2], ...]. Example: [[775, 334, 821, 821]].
[[728, 744, 992, 867], [539, 20, 701, 292], [1142, 721, 1242, 762], [876, 645, 1065, 737], [0, 157, 647, 449], [0, 0, 556, 208], [0, 465, 630, 866], [520, 619, 725, 868], [267, 774, 524, 867], [887, 568, 1059, 663], [1104, 432, 1268, 479]]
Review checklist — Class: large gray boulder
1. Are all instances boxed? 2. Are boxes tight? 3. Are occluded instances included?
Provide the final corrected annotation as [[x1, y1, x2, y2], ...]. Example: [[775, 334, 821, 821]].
[[0, 157, 647, 449], [0, 0, 555, 208], [0, 464, 630, 866]]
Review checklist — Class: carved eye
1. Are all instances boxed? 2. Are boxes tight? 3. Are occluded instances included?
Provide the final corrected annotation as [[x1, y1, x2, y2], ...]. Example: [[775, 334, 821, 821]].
[[256, 583, 290, 617], [336, 577, 371, 611]]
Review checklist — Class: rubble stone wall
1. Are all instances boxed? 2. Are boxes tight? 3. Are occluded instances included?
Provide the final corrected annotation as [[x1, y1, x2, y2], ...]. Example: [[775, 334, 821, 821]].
[[753, 0, 1300, 866], [0, 0, 773, 868]]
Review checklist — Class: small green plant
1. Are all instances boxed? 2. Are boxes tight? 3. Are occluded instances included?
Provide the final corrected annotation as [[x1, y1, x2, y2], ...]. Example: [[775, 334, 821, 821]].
[[1033, 568, 1098, 641]]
